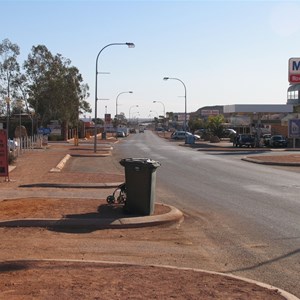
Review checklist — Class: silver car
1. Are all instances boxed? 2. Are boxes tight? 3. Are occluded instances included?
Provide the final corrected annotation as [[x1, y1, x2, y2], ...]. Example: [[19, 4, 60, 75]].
[[171, 131, 200, 140]]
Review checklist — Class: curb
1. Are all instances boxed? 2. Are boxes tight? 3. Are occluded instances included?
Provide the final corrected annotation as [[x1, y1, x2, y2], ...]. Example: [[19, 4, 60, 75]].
[[50, 154, 71, 172], [242, 157, 300, 166], [70, 152, 111, 157], [49, 151, 112, 173], [3, 258, 299, 300], [0, 204, 184, 229], [19, 182, 124, 189]]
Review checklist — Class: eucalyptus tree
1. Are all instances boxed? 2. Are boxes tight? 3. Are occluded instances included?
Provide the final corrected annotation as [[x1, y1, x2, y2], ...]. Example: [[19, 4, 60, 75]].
[[0, 38, 21, 115], [23, 45, 91, 131]]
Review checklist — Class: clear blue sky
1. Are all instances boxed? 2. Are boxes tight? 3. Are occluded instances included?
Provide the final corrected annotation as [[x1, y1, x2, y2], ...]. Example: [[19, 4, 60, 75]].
[[2, 0, 300, 119]]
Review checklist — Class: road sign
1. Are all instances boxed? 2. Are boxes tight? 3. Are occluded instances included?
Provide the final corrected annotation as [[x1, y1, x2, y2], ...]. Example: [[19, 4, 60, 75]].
[[288, 119, 300, 138], [288, 58, 300, 84], [38, 127, 51, 135]]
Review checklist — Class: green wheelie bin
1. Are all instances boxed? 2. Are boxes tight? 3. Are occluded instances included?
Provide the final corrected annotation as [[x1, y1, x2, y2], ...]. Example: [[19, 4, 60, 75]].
[[119, 158, 161, 216]]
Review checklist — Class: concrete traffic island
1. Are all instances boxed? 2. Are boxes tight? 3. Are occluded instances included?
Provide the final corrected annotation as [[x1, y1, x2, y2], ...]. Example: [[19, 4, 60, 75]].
[[0, 198, 184, 229]]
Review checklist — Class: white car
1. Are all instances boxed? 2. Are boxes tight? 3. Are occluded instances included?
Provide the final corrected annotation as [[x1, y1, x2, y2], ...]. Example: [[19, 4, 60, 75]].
[[8, 139, 18, 151]]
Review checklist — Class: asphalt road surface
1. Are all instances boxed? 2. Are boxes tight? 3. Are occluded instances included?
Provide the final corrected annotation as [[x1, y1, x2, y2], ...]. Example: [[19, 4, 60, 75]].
[[113, 130, 300, 297]]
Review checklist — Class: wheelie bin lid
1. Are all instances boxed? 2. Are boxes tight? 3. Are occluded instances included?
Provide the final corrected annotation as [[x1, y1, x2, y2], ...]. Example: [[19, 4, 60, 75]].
[[119, 158, 161, 168]]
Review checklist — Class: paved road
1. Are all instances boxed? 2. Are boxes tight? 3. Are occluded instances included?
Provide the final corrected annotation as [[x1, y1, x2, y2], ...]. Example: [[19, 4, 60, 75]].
[[112, 130, 300, 297]]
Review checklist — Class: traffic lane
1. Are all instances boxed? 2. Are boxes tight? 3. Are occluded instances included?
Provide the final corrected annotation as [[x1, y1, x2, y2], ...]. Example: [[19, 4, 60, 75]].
[[156, 157, 300, 230], [154, 147, 300, 297], [116, 132, 300, 234], [115, 131, 300, 251], [165, 146, 299, 227]]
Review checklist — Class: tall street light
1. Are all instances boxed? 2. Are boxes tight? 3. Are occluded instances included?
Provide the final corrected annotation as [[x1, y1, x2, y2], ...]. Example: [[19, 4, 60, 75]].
[[129, 104, 139, 122], [153, 100, 166, 135], [163, 77, 187, 132], [153, 100, 165, 118], [94, 42, 135, 153], [116, 91, 133, 118], [132, 112, 140, 121]]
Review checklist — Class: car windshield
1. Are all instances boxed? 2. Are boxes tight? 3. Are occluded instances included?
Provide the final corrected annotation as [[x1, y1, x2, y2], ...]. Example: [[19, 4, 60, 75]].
[[273, 136, 283, 140], [240, 135, 253, 139]]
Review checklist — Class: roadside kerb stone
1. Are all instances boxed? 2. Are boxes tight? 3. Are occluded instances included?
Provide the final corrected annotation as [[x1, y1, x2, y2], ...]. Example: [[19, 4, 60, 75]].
[[0, 204, 184, 229], [50, 154, 71, 172], [242, 157, 300, 166], [50, 151, 112, 173], [3, 259, 298, 300], [19, 182, 124, 188]]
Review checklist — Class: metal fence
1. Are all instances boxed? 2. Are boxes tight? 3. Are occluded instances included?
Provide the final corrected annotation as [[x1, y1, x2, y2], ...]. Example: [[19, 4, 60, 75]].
[[10, 135, 44, 157]]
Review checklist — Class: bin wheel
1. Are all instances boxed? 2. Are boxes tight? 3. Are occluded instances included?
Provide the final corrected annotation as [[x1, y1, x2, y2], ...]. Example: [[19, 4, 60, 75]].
[[106, 195, 115, 204], [117, 193, 126, 204]]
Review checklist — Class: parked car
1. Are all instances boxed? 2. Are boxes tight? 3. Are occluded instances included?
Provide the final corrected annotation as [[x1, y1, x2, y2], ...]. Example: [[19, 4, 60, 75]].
[[223, 128, 237, 137], [8, 139, 18, 151], [233, 134, 255, 148], [269, 135, 288, 147], [171, 131, 200, 140], [116, 131, 126, 137]]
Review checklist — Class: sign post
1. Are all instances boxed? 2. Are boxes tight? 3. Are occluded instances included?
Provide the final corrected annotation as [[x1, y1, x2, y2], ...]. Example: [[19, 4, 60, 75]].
[[288, 58, 300, 84], [0, 129, 9, 181], [288, 119, 300, 148]]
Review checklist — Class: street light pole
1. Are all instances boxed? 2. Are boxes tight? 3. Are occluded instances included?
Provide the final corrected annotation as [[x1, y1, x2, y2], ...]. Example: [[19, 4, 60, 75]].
[[116, 91, 133, 118], [94, 42, 135, 153], [129, 105, 139, 122], [132, 112, 140, 121], [17, 99, 23, 151], [163, 77, 187, 133], [153, 100, 165, 118], [153, 100, 166, 135]]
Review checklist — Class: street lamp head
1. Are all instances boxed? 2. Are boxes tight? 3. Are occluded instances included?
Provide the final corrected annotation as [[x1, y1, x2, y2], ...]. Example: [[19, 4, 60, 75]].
[[129, 91, 133, 93], [153, 101, 156, 103], [126, 43, 135, 48], [163, 77, 169, 81]]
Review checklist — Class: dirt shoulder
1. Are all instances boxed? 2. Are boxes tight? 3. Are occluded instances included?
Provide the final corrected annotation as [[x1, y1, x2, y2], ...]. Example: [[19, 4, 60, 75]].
[[0, 260, 288, 300]]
